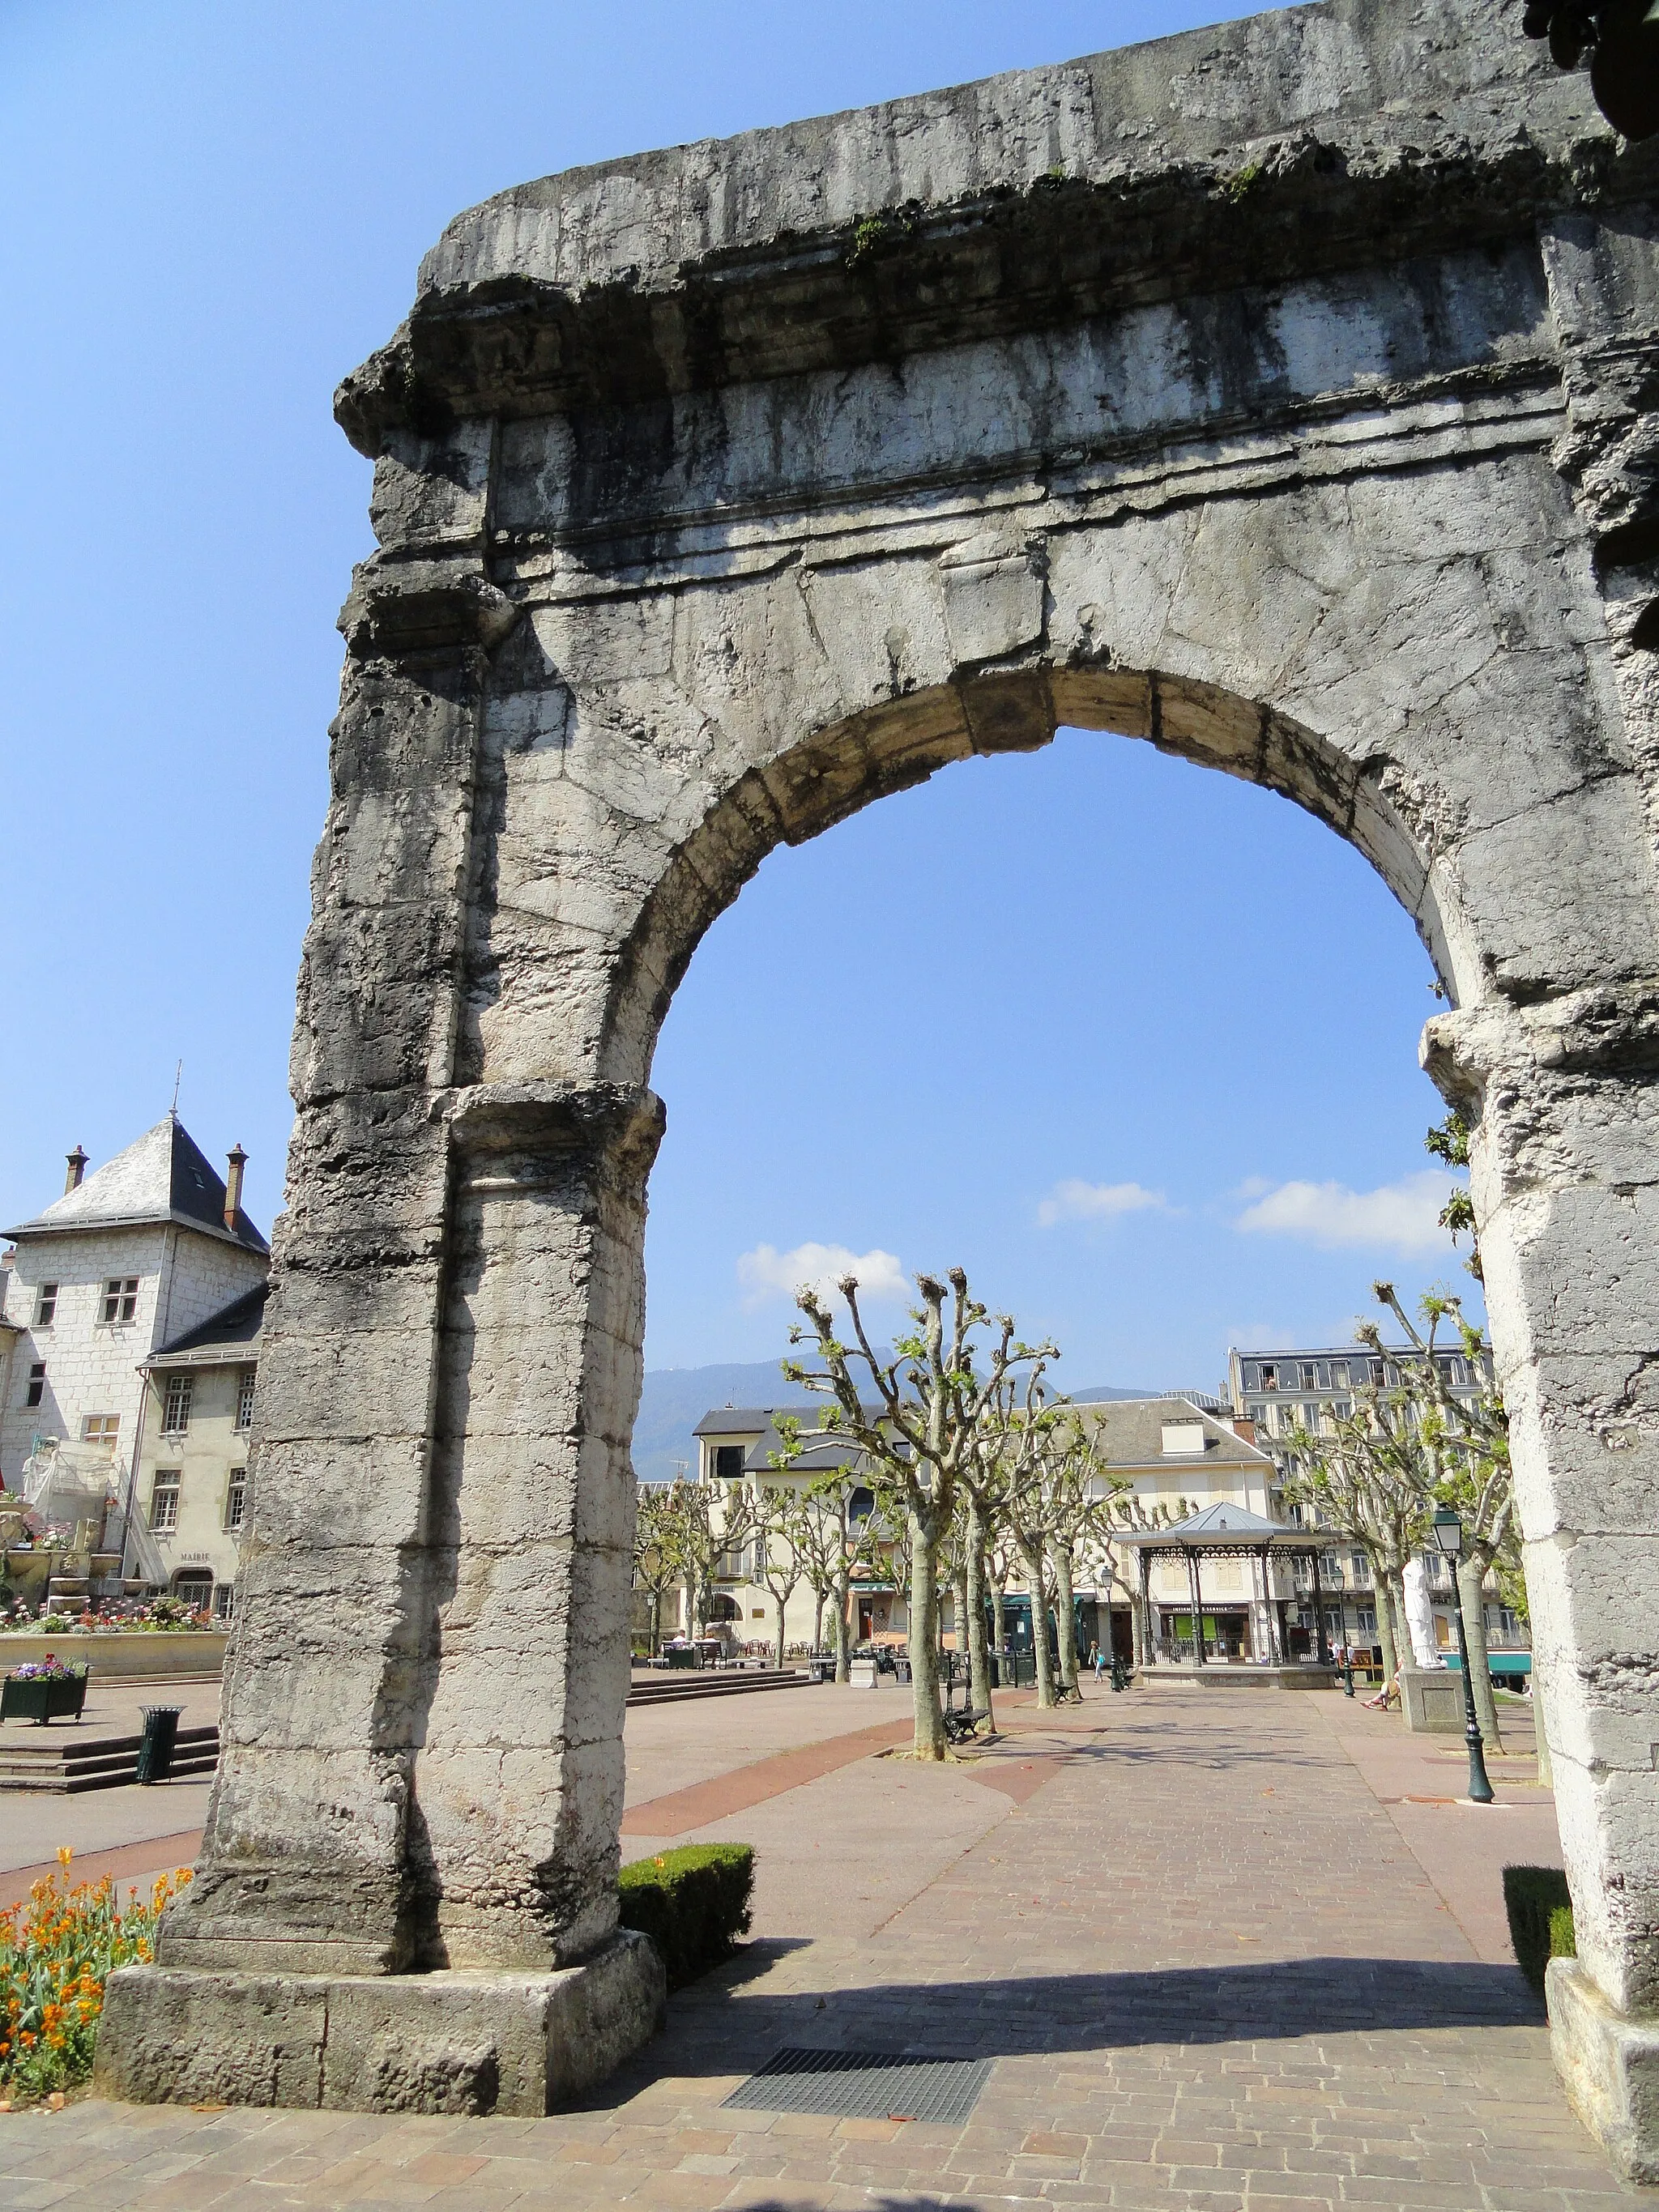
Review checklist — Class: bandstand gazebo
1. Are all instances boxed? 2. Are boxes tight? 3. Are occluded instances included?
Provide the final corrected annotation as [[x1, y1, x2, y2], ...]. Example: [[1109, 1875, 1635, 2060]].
[[1118, 1502, 1336, 1675]]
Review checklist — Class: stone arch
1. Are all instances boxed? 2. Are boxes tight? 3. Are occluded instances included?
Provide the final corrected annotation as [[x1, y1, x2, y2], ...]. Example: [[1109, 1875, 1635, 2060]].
[[101, 1, 1659, 2173], [599, 664, 1463, 1095]]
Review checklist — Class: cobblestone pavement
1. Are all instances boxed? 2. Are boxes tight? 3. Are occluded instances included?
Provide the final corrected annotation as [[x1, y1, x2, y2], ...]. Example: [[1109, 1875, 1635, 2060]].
[[0, 1686, 1643, 2210]]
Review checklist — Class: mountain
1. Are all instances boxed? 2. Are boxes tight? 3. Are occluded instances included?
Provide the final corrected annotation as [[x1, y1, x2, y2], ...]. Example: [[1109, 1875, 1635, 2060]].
[[630, 1360, 1158, 1484]]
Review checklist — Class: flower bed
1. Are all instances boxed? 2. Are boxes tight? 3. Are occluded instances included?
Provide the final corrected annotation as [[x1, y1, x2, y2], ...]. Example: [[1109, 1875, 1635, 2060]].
[[0, 1661, 88, 1726], [0, 1852, 190, 2105], [4, 1596, 211, 1635]]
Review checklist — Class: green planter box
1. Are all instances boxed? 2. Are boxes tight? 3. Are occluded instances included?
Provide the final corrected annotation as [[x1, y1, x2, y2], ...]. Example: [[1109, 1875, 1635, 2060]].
[[1, 1670, 88, 1725]]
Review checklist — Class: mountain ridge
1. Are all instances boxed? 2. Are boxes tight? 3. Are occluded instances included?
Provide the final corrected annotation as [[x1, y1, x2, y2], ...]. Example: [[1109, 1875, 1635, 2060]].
[[632, 1355, 1170, 1484]]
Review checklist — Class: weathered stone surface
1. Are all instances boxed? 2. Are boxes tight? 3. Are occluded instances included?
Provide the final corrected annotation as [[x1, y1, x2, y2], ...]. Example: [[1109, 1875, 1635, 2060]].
[[95, 1932, 665, 2116], [1547, 1958, 1659, 2186], [101, 0, 1659, 2162]]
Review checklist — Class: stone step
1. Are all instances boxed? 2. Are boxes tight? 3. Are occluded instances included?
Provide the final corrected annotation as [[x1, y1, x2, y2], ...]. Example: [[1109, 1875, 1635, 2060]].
[[625, 1669, 812, 1707], [0, 1724, 220, 1793]]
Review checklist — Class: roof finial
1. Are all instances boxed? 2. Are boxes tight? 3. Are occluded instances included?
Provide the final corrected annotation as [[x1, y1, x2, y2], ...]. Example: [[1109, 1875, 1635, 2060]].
[[170, 1059, 183, 1115]]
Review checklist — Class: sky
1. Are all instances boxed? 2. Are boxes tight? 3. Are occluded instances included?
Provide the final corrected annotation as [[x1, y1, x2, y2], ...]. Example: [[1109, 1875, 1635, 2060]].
[[0, 1, 1478, 1389]]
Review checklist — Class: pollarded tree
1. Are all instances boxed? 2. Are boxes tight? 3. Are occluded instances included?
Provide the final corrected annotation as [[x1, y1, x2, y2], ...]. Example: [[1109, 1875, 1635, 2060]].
[[753, 1479, 812, 1667], [768, 1417, 876, 1681], [986, 1524, 1018, 1669], [788, 1268, 1051, 1760], [955, 1378, 1037, 1734], [1281, 1380, 1429, 1697], [1103, 1496, 1185, 1666], [1043, 1417, 1129, 1694], [632, 1478, 684, 1655], [1374, 1283, 1516, 1754], [997, 1376, 1067, 1710], [662, 1472, 759, 1641]]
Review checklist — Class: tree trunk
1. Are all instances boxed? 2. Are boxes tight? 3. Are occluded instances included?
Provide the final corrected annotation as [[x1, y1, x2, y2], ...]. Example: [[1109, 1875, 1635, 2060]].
[[774, 1591, 787, 1670], [1458, 1553, 1505, 1754], [1129, 1583, 1147, 1668], [833, 1569, 851, 1683], [992, 1583, 1007, 1676], [648, 1589, 661, 1657], [906, 1508, 947, 1759], [964, 1494, 995, 1733], [1388, 1574, 1415, 1694], [812, 1586, 825, 1657], [1017, 1537, 1056, 1708], [1051, 1546, 1079, 1695], [1371, 1562, 1401, 1694]]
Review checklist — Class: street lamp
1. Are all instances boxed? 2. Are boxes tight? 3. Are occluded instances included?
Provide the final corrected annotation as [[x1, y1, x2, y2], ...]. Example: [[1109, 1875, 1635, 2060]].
[[1432, 1506, 1495, 1805]]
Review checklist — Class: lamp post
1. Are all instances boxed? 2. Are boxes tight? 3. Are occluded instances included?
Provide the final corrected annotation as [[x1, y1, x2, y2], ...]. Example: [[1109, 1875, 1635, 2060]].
[[1433, 1506, 1495, 1805]]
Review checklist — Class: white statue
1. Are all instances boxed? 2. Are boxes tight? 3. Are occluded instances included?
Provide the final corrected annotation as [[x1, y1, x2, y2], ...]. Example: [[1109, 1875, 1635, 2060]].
[[1403, 1554, 1444, 1668]]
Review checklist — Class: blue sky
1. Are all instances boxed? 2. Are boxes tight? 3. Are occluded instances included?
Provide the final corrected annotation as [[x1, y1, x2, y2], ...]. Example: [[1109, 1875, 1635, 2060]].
[[0, 2, 1475, 1386]]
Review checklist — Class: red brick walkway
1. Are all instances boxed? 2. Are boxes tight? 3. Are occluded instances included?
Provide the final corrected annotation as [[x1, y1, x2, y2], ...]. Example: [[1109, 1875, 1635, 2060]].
[[0, 1686, 1636, 2210]]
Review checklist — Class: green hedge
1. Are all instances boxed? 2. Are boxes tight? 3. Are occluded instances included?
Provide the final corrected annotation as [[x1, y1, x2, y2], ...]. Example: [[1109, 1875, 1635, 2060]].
[[1503, 1865, 1576, 1996], [618, 1844, 754, 1988]]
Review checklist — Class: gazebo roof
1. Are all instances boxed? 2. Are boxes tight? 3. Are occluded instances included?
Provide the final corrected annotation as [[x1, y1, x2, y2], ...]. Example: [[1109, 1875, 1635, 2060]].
[[1117, 1501, 1308, 1549]]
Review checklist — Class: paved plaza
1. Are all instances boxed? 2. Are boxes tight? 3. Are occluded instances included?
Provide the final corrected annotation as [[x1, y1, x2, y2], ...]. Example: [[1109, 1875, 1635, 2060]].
[[0, 1679, 1641, 2210]]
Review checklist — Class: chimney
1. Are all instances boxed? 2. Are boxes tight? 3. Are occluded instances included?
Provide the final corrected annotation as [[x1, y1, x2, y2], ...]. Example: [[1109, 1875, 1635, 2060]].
[[224, 1145, 248, 1231], [64, 1148, 88, 1194]]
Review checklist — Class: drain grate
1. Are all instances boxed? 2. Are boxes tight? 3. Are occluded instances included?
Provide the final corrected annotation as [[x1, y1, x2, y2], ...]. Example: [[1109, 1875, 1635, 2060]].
[[722, 2045, 992, 2124]]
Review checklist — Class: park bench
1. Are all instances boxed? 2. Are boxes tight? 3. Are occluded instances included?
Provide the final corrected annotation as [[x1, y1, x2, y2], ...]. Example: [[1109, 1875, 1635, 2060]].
[[941, 1701, 989, 1746]]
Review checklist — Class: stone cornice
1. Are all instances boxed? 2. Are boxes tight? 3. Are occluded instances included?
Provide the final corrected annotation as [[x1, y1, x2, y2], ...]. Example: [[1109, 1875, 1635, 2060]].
[[334, 1, 1659, 454]]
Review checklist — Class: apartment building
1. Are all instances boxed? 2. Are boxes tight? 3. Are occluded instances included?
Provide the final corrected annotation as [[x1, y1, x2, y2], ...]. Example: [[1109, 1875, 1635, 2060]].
[[1226, 1340, 1524, 1661]]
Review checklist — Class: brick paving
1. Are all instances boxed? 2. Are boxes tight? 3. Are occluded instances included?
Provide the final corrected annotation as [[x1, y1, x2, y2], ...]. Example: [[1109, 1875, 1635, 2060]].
[[0, 1684, 1644, 2210]]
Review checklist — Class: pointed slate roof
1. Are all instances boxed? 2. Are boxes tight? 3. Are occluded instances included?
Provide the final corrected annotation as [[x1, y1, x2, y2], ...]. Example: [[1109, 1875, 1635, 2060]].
[[3, 1115, 268, 1254], [1117, 1499, 1305, 1548]]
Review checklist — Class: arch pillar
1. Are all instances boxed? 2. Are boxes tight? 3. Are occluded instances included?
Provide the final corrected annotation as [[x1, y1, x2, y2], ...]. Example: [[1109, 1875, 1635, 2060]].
[[1426, 996, 1659, 2176]]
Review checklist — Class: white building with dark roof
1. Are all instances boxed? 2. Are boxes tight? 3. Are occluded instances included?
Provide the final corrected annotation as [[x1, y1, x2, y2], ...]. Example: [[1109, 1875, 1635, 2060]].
[[135, 1282, 268, 1614], [0, 1119, 270, 1599]]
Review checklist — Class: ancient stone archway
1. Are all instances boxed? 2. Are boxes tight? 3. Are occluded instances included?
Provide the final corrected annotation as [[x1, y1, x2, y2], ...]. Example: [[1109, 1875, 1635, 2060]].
[[101, 0, 1659, 2176]]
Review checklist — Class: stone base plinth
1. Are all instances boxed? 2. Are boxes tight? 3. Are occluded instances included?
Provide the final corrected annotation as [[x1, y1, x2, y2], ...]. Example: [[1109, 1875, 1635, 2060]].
[[1401, 1666, 1465, 1733], [93, 1929, 665, 2116], [1547, 1956, 1659, 2184]]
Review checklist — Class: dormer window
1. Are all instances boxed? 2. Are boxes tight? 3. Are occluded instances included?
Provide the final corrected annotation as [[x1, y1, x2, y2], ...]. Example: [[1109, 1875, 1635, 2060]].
[[1160, 1422, 1207, 1455], [713, 1444, 745, 1480]]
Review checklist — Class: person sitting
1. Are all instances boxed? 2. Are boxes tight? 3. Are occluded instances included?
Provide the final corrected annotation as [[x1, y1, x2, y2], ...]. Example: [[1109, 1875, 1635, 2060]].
[[1363, 1666, 1401, 1711]]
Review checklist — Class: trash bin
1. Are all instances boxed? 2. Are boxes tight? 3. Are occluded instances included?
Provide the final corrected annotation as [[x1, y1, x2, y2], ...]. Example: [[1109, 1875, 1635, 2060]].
[[136, 1705, 183, 1785]]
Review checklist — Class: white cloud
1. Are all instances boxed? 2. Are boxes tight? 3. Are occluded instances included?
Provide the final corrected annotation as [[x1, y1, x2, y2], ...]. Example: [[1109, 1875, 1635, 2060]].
[[1226, 1321, 1291, 1353], [1233, 1170, 1455, 1255], [736, 1242, 908, 1311], [1037, 1179, 1167, 1230]]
